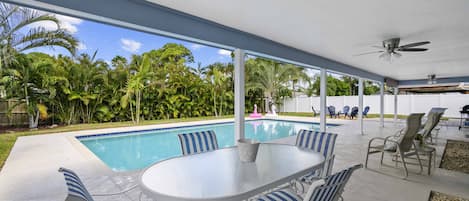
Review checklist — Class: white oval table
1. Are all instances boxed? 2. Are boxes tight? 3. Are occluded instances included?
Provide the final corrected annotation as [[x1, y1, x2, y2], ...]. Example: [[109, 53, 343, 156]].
[[140, 143, 324, 201]]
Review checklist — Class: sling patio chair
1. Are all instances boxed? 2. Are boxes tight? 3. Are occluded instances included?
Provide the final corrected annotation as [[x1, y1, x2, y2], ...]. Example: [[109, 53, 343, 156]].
[[362, 106, 370, 118], [327, 106, 337, 118], [419, 112, 443, 144], [58, 167, 140, 201], [255, 164, 363, 201], [349, 106, 358, 119], [338, 106, 350, 119], [365, 113, 425, 178], [177, 130, 219, 156], [295, 130, 338, 184]]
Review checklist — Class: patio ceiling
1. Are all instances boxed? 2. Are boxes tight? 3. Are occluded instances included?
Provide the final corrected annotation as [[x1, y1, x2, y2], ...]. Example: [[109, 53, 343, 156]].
[[148, 0, 469, 82], [4, 0, 469, 85]]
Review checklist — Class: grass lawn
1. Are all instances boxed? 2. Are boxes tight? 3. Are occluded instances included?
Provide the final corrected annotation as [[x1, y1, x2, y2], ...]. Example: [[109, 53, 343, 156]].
[[0, 115, 232, 170]]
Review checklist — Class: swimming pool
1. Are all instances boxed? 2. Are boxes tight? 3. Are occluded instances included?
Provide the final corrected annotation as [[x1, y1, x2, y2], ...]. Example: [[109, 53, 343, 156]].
[[78, 119, 335, 171]]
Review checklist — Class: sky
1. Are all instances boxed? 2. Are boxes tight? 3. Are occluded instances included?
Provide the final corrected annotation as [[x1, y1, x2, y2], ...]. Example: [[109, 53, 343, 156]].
[[23, 9, 233, 68]]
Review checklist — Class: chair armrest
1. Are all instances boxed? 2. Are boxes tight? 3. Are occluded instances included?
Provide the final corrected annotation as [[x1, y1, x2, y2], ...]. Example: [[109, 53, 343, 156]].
[[368, 136, 399, 150]]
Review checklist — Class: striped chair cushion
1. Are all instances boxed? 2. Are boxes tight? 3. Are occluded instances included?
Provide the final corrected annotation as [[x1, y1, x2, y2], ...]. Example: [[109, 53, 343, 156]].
[[306, 164, 362, 201], [257, 189, 301, 201], [296, 130, 338, 181], [58, 167, 94, 201], [178, 130, 219, 156]]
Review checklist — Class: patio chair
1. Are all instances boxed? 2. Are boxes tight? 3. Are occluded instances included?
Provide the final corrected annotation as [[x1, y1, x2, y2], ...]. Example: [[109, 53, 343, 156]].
[[419, 112, 443, 144], [363, 106, 370, 118], [338, 106, 350, 118], [58, 167, 139, 201], [349, 106, 358, 119], [177, 130, 219, 156], [327, 106, 337, 118], [295, 130, 338, 183], [312, 106, 318, 117], [365, 113, 425, 178], [256, 164, 363, 201]]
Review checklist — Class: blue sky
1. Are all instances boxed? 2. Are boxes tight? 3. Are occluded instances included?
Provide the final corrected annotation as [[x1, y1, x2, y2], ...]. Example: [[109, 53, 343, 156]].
[[25, 11, 233, 68]]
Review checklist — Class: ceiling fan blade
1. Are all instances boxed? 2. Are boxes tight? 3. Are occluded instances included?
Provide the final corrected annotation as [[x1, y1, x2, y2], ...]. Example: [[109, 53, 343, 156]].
[[353, 50, 384, 56], [379, 52, 391, 61], [371, 45, 385, 49], [392, 52, 402, 58], [397, 48, 428, 52], [398, 41, 430, 48]]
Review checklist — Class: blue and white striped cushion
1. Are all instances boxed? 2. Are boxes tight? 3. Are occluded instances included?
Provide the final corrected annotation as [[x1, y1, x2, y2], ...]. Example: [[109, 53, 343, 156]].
[[178, 130, 219, 156], [296, 130, 337, 181], [257, 189, 301, 201], [306, 164, 362, 201], [59, 167, 94, 201]]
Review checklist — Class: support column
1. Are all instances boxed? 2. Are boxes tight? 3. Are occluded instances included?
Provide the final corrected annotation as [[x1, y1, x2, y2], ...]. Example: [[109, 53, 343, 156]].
[[234, 49, 245, 142], [394, 87, 398, 123], [320, 68, 327, 132], [380, 82, 385, 127], [358, 78, 364, 135]]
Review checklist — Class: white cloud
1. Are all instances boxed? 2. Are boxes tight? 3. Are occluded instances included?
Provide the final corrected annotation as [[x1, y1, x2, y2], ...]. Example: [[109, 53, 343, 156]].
[[120, 38, 142, 53], [218, 49, 232, 56], [190, 44, 205, 50], [29, 11, 83, 34], [77, 42, 87, 51]]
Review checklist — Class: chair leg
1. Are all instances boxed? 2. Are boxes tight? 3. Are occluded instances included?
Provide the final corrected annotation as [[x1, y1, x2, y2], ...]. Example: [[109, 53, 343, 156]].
[[365, 151, 370, 168], [399, 152, 409, 179], [415, 151, 424, 174], [380, 152, 384, 165]]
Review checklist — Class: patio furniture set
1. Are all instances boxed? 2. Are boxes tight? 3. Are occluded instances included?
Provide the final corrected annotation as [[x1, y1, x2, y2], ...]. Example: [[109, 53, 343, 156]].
[[56, 107, 445, 200], [365, 108, 446, 178], [328, 105, 370, 119], [57, 129, 362, 201]]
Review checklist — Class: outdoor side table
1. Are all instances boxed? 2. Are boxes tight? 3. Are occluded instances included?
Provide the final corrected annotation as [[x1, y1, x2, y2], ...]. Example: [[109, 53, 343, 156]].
[[140, 143, 325, 201]]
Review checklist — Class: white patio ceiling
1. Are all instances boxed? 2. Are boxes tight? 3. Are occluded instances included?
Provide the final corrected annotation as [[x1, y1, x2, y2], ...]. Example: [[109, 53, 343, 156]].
[[149, 0, 469, 81]]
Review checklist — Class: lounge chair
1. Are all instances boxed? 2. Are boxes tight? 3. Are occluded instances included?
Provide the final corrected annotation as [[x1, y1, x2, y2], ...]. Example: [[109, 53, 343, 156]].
[[327, 106, 337, 118], [338, 106, 350, 118], [256, 164, 363, 201], [419, 112, 443, 144], [295, 130, 338, 183], [363, 106, 370, 118], [365, 113, 424, 178], [58, 167, 139, 201], [177, 130, 219, 156], [349, 106, 358, 119]]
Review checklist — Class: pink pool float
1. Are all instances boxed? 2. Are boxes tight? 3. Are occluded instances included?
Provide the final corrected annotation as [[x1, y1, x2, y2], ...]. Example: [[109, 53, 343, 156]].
[[249, 104, 262, 118]]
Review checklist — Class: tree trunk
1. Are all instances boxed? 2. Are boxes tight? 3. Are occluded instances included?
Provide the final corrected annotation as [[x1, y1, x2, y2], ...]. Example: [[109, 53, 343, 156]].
[[213, 90, 218, 117], [136, 90, 141, 124]]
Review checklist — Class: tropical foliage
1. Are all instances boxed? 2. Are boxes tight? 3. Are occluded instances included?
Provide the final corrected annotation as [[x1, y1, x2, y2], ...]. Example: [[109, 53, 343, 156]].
[[0, 3, 380, 128]]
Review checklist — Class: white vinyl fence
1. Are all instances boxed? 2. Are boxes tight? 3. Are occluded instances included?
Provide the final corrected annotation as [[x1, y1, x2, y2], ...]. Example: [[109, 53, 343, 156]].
[[280, 94, 469, 118]]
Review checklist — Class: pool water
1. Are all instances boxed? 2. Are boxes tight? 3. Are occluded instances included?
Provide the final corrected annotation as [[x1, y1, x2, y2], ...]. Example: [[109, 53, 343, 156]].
[[79, 119, 331, 171]]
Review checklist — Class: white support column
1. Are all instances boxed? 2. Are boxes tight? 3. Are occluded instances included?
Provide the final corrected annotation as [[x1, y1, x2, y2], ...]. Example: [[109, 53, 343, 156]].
[[234, 49, 245, 143], [320, 68, 327, 132], [358, 78, 364, 135], [379, 82, 385, 127], [393, 87, 398, 123]]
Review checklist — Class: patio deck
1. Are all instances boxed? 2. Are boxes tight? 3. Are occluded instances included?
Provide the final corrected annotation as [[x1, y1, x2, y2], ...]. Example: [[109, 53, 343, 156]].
[[0, 116, 468, 201]]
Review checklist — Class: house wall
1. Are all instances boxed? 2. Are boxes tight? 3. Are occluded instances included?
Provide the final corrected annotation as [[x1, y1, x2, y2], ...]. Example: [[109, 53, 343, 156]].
[[280, 94, 469, 117]]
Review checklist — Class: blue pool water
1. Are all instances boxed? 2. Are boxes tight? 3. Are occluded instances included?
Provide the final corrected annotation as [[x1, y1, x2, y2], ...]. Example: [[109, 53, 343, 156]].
[[79, 119, 334, 171]]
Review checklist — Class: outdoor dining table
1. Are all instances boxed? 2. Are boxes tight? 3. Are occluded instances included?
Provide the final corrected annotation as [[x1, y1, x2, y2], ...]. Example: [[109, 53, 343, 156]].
[[140, 143, 325, 201]]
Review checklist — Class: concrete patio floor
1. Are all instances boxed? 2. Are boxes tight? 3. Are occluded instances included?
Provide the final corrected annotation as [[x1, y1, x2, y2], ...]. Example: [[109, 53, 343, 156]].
[[0, 116, 468, 201]]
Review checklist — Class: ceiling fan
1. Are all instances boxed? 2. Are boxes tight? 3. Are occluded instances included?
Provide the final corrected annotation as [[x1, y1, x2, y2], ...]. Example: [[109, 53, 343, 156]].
[[354, 38, 430, 61]]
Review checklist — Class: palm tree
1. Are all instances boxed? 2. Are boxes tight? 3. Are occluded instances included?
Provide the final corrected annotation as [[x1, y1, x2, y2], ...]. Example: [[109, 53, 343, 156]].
[[246, 58, 308, 113], [121, 54, 153, 124], [0, 3, 78, 69]]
